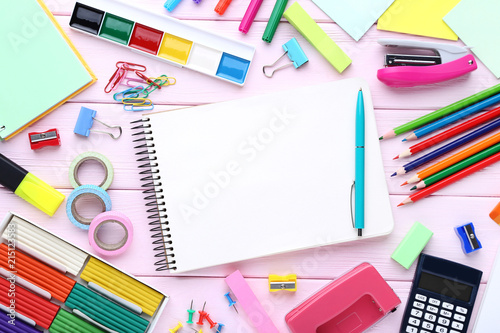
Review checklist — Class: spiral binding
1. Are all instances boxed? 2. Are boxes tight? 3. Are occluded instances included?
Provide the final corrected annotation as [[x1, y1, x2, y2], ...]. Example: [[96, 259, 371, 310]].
[[131, 118, 176, 271]]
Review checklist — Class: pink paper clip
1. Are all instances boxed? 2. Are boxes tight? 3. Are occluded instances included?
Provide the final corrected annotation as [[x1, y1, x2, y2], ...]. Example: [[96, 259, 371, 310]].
[[116, 61, 147, 72], [104, 66, 126, 93], [122, 76, 147, 88]]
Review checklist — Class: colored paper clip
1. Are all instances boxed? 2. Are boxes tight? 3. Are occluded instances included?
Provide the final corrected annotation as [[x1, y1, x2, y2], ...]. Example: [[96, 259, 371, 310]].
[[455, 222, 482, 254], [113, 86, 145, 101], [136, 71, 162, 89], [263, 38, 308, 78], [268, 274, 297, 291], [377, 39, 477, 87], [104, 66, 126, 93], [123, 98, 154, 111], [74, 107, 122, 139], [117, 61, 146, 72], [29, 128, 61, 150]]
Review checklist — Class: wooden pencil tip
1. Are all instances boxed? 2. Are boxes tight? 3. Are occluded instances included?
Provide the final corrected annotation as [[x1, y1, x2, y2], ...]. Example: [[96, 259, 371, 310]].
[[410, 186, 416, 191], [379, 136, 383, 140], [391, 172, 396, 177], [393, 155, 399, 160], [402, 138, 407, 142], [397, 202, 404, 207], [401, 181, 408, 186]]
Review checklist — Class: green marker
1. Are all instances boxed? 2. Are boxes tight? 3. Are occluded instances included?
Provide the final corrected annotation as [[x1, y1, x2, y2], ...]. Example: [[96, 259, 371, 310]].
[[262, 0, 289, 43], [413, 142, 500, 190], [380, 82, 500, 140]]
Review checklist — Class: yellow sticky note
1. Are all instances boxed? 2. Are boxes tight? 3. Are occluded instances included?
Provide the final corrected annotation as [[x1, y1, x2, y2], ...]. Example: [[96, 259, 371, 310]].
[[377, 0, 460, 40]]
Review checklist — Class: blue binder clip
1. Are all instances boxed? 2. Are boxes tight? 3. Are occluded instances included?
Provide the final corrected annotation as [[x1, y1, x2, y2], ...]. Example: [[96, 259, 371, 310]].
[[74, 107, 122, 139], [263, 38, 308, 78], [455, 222, 482, 254]]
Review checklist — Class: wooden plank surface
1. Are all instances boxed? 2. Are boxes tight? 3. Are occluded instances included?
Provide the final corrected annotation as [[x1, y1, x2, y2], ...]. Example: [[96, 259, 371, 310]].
[[2, 0, 500, 332]]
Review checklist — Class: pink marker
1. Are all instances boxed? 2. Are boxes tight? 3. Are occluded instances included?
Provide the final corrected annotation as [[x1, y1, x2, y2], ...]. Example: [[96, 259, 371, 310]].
[[239, 0, 264, 34]]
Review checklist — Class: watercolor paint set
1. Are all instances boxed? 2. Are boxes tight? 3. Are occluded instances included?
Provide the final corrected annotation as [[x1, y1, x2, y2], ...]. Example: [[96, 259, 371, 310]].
[[69, 0, 256, 85], [0, 212, 168, 332]]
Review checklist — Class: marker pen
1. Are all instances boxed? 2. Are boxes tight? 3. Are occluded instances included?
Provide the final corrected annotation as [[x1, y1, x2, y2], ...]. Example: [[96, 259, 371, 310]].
[[0, 154, 65, 216]]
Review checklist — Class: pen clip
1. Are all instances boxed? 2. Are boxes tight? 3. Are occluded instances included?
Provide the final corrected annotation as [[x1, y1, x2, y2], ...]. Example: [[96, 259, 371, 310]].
[[350, 181, 355, 228]]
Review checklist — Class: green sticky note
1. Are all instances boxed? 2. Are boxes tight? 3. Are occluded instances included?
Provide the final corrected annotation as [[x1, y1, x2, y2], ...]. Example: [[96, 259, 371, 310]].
[[284, 2, 351, 73], [392, 221, 433, 269]]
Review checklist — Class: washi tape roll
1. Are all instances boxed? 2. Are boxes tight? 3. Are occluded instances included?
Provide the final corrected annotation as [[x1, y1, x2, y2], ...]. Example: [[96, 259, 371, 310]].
[[89, 211, 133, 256], [69, 152, 114, 190], [66, 185, 112, 230]]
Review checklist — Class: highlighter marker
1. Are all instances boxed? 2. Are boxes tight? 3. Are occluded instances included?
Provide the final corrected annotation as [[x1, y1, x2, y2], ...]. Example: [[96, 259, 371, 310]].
[[0, 154, 65, 216]]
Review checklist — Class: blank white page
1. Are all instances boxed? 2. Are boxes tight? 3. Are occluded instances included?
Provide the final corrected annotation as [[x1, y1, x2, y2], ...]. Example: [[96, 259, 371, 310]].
[[142, 78, 394, 273]]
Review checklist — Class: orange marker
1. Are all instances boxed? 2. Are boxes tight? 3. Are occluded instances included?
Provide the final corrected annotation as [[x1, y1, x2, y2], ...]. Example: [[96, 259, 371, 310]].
[[215, 0, 233, 15], [406, 131, 500, 184]]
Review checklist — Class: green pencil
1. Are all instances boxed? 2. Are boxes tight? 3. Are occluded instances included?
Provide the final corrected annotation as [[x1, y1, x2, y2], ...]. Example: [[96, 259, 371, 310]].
[[380, 83, 500, 140], [412, 142, 500, 190]]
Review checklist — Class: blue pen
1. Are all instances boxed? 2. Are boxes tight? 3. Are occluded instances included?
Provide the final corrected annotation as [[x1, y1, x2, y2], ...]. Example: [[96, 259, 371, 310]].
[[404, 92, 500, 141], [354, 88, 365, 236], [164, 0, 183, 12], [393, 117, 500, 176]]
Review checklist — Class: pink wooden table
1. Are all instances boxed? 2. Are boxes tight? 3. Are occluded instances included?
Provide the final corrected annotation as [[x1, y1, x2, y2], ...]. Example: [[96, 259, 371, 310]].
[[2, 0, 500, 332]]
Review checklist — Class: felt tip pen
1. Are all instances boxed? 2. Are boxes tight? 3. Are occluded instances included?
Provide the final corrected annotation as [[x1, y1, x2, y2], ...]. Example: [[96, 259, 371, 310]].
[[215, 0, 233, 15], [262, 0, 289, 43], [0, 154, 65, 216], [164, 0, 183, 12], [239, 0, 264, 34], [354, 88, 365, 236]]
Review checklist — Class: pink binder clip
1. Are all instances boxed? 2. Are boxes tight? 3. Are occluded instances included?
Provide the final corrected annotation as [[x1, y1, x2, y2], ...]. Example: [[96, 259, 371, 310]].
[[377, 39, 477, 87]]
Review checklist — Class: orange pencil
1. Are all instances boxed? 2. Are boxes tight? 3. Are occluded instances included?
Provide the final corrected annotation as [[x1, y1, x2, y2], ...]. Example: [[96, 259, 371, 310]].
[[399, 151, 500, 206], [405, 131, 500, 185]]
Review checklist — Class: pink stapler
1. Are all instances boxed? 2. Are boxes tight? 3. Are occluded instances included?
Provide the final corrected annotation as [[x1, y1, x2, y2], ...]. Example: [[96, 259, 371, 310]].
[[285, 263, 400, 333], [377, 38, 477, 87]]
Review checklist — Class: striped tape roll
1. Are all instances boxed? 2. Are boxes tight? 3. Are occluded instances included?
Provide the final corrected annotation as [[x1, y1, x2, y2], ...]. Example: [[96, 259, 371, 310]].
[[0, 277, 59, 329], [1, 215, 88, 276], [65, 283, 149, 333], [80, 257, 163, 316], [49, 309, 105, 333], [0, 243, 76, 302]]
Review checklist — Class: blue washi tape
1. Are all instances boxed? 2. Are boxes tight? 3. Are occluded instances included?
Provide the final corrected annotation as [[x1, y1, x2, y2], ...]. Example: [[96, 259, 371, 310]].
[[66, 185, 112, 230]]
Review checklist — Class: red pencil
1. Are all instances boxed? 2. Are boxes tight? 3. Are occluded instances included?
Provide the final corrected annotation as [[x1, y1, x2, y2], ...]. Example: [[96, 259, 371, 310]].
[[394, 107, 500, 159], [398, 151, 500, 206]]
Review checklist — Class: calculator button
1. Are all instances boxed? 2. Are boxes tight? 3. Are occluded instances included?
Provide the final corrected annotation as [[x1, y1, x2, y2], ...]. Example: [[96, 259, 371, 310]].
[[429, 298, 441, 306], [451, 322, 464, 330], [427, 305, 439, 313], [411, 309, 423, 318], [406, 327, 418, 333], [442, 302, 454, 310], [409, 317, 421, 326], [414, 301, 425, 309], [437, 317, 450, 326], [424, 313, 437, 322], [456, 306, 467, 314], [435, 326, 448, 333], [453, 314, 465, 322], [416, 294, 427, 302], [440, 309, 452, 318], [422, 322, 434, 330]]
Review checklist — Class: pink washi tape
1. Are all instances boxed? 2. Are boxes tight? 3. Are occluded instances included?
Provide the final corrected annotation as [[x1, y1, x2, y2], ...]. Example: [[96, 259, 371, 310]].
[[89, 211, 133, 256], [225, 270, 279, 333]]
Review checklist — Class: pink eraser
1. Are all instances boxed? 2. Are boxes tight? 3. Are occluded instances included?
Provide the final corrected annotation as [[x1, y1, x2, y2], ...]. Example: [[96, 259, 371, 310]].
[[225, 270, 279, 333]]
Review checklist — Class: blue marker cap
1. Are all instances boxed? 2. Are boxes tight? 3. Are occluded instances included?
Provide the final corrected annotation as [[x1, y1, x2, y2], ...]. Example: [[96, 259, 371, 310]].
[[164, 0, 183, 12], [283, 38, 308, 69]]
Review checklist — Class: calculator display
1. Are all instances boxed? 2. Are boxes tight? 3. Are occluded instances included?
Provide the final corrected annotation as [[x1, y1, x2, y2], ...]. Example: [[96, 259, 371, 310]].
[[418, 272, 473, 302]]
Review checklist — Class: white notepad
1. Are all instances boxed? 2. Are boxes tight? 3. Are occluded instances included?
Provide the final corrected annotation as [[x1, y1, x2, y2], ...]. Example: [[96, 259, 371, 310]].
[[133, 78, 394, 273]]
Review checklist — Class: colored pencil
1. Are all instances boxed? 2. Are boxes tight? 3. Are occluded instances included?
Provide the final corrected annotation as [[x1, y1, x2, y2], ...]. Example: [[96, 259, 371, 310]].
[[398, 151, 500, 206], [404, 92, 500, 141], [380, 82, 500, 140], [395, 107, 500, 159], [405, 131, 500, 184], [413, 142, 500, 189], [392, 118, 500, 176]]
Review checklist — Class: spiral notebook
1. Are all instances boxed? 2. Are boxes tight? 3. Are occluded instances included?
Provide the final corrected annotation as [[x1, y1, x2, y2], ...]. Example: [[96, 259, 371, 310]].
[[132, 78, 394, 273]]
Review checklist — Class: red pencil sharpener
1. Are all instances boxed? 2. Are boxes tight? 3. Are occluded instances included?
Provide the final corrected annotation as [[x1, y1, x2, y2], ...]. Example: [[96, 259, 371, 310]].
[[28, 129, 61, 150]]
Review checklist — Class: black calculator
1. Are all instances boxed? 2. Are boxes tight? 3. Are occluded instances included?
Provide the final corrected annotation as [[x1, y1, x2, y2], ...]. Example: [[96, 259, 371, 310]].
[[400, 253, 482, 333]]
